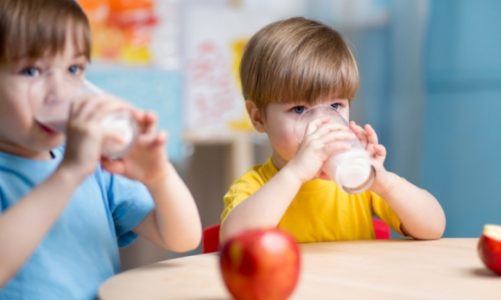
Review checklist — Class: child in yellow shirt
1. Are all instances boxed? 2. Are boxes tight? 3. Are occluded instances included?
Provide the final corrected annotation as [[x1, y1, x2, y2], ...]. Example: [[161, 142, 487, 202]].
[[220, 17, 445, 243]]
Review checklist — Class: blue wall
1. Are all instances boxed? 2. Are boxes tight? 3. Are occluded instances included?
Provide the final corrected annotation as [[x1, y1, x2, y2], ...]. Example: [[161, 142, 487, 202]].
[[422, 0, 501, 236]]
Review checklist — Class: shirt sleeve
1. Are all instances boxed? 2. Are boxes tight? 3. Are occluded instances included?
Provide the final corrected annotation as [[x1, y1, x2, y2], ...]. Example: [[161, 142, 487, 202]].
[[107, 174, 154, 247], [370, 192, 404, 236], [221, 174, 262, 223]]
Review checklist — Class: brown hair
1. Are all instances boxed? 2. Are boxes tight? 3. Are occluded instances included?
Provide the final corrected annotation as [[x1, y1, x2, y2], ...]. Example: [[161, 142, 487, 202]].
[[0, 0, 91, 65], [240, 17, 359, 111]]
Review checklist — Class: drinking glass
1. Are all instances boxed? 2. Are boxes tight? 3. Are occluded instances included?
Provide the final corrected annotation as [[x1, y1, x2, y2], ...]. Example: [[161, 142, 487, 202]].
[[294, 106, 375, 194]]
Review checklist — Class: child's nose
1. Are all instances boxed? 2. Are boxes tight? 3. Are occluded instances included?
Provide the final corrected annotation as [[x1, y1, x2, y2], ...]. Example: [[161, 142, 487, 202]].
[[44, 71, 74, 105]]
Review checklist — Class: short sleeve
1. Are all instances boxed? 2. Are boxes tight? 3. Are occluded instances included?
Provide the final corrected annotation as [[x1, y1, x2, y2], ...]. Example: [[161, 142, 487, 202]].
[[107, 174, 154, 247], [371, 192, 404, 236], [221, 175, 263, 223]]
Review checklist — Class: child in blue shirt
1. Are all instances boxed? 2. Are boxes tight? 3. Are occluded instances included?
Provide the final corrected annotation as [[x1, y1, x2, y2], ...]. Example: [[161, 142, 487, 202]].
[[0, 0, 202, 299]]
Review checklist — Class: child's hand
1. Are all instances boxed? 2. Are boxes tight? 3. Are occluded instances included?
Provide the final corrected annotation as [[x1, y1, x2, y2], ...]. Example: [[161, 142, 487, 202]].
[[287, 118, 356, 183], [349, 121, 387, 171], [349, 121, 396, 192], [60, 96, 128, 179], [101, 111, 169, 188]]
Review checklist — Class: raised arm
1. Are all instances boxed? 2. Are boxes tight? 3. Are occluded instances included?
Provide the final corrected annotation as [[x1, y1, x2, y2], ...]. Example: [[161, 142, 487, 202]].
[[350, 122, 445, 240], [372, 172, 446, 240], [102, 111, 202, 252], [133, 162, 202, 252]]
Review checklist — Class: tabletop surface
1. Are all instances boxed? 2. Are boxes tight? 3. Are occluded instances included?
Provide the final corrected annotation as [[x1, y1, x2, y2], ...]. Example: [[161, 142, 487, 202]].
[[99, 238, 500, 300]]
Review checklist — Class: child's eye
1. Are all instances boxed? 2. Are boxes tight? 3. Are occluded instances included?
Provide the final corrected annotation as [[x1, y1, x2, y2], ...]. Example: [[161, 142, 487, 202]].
[[68, 64, 85, 75], [291, 106, 307, 114], [20, 67, 41, 77], [331, 103, 342, 111]]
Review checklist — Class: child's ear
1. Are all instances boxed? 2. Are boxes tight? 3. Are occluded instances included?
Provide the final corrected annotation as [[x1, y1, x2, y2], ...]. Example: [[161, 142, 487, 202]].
[[245, 100, 266, 132]]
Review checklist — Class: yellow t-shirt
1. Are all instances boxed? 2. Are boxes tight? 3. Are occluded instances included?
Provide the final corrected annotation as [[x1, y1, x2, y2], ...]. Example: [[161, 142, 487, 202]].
[[221, 159, 403, 243]]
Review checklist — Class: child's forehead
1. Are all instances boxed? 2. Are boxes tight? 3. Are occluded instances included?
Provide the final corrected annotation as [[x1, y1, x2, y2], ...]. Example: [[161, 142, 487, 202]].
[[16, 30, 88, 62], [2, 19, 89, 64], [277, 94, 350, 106]]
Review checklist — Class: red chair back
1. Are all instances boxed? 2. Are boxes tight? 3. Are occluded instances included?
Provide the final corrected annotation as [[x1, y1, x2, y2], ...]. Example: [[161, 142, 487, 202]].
[[202, 224, 221, 253], [373, 218, 391, 240], [202, 219, 390, 254]]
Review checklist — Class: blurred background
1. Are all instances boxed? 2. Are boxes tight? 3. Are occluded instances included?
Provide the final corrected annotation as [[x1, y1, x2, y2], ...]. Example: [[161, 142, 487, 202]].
[[76, 0, 501, 269]]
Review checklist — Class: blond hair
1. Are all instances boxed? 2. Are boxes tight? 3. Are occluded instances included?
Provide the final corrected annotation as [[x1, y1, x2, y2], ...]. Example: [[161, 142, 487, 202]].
[[0, 0, 91, 65], [240, 17, 359, 111]]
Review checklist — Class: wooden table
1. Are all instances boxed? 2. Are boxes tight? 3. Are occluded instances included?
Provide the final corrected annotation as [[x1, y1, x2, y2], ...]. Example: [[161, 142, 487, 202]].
[[99, 238, 500, 299]]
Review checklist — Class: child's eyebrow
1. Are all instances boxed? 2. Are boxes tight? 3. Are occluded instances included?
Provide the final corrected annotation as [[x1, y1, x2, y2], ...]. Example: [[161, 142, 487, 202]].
[[328, 98, 349, 103], [10, 58, 39, 68]]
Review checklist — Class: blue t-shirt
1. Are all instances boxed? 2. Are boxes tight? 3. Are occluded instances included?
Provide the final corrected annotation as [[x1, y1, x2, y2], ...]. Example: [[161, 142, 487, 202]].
[[0, 148, 154, 299]]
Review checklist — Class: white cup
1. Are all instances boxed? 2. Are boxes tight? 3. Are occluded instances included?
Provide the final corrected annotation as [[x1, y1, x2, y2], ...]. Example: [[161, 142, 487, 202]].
[[294, 106, 375, 194], [34, 80, 138, 159]]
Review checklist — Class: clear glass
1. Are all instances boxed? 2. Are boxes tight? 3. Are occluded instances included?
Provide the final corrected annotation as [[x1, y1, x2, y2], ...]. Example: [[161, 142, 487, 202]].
[[294, 106, 375, 194], [33, 79, 138, 159]]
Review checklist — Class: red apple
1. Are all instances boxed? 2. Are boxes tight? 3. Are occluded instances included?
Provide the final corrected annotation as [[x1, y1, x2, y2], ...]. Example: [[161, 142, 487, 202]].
[[478, 224, 501, 275], [219, 228, 301, 300]]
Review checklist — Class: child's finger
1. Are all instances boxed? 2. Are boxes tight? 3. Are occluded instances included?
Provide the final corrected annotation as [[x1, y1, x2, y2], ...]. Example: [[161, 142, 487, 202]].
[[137, 128, 166, 147], [349, 121, 368, 145], [137, 111, 157, 134], [313, 123, 351, 139], [320, 130, 357, 144], [366, 143, 375, 156], [304, 118, 324, 137], [69, 97, 93, 120], [364, 124, 379, 145], [93, 100, 129, 122], [101, 158, 126, 175], [71, 96, 125, 123], [324, 140, 352, 154], [155, 130, 168, 146], [79, 96, 113, 120], [349, 121, 364, 133], [374, 144, 386, 158], [350, 121, 369, 148]]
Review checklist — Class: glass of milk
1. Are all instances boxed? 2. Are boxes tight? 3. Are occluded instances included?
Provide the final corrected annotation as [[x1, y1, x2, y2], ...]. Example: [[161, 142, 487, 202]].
[[34, 80, 139, 159], [294, 106, 375, 194]]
